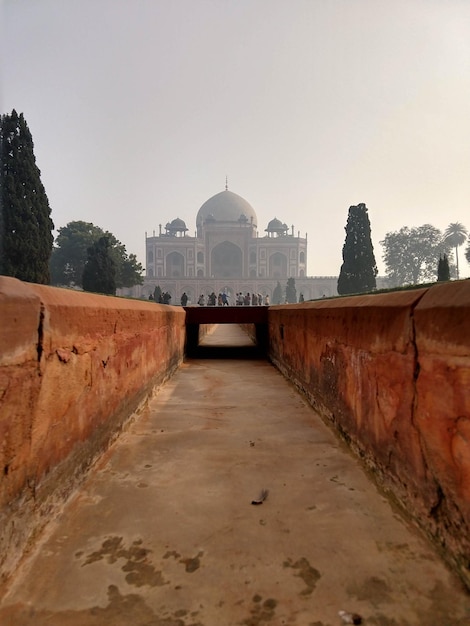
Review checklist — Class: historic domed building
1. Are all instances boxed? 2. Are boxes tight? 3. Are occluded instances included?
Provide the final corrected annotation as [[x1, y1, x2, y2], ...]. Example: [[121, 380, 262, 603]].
[[120, 185, 338, 303]]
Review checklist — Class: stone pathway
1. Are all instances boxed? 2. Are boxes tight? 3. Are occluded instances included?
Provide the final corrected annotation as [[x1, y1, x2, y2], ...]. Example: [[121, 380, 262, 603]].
[[0, 325, 469, 625]]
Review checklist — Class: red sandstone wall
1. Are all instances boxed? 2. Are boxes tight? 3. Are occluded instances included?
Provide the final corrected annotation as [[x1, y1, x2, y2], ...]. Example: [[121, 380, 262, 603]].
[[268, 282, 470, 587], [0, 277, 185, 582], [239, 322, 256, 342], [199, 323, 214, 340]]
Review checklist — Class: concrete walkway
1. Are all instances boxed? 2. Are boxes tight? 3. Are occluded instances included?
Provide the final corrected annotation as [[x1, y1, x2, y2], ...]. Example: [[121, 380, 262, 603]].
[[1, 325, 469, 625]]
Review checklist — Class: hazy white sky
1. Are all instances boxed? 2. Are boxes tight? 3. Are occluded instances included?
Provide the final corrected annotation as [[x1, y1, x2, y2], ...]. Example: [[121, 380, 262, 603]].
[[2, 0, 470, 276]]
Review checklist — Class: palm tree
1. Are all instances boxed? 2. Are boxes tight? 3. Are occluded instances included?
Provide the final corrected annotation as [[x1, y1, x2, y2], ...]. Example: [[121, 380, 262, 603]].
[[444, 222, 468, 279]]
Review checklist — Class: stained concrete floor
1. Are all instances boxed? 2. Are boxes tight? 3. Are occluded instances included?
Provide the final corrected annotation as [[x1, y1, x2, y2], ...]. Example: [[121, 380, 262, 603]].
[[1, 324, 469, 626]]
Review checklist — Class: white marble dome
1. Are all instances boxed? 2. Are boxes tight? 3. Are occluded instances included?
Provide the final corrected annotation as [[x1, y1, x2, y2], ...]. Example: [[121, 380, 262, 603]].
[[196, 190, 257, 227]]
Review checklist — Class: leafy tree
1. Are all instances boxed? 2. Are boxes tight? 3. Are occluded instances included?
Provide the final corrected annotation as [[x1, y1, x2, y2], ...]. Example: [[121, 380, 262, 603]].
[[0, 109, 54, 283], [285, 277, 297, 303], [444, 222, 467, 279], [82, 237, 116, 295], [50, 221, 103, 286], [380, 224, 450, 287], [50, 220, 143, 288], [110, 245, 143, 289], [337, 203, 377, 295], [437, 254, 450, 282], [272, 281, 283, 304]]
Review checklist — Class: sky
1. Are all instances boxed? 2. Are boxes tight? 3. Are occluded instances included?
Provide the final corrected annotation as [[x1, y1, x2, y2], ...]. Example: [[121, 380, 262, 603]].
[[2, 0, 470, 277]]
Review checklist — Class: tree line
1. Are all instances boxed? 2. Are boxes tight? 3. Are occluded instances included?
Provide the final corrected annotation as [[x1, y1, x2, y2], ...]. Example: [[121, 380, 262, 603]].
[[1, 109, 468, 296], [0, 110, 143, 294], [337, 202, 468, 295]]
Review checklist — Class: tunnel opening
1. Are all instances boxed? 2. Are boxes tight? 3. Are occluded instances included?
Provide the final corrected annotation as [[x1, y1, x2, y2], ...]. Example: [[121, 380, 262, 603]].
[[183, 306, 269, 359], [184, 323, 268, 359]]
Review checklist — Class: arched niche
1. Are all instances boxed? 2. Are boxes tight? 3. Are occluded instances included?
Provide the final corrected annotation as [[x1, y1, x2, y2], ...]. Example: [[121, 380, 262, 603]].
[[211, 241, 242, 278], [166, 251, 185, 277], [268, 252, 288, 278]]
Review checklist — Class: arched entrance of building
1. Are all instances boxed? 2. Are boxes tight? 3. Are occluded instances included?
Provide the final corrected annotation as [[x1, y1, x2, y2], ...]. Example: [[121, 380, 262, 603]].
[[166, 251, 185, 277], [269, 252, 288, 278], [211, 241, 242, 278]]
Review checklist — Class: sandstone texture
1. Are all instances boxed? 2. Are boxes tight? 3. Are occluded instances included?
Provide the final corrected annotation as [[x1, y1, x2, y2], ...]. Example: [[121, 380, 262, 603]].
[[414, 282, 470, 577], [0, 277, 185, 582], [268, 282, 470, 587], [2, 326, 469, 625], [2, 276, 470, 591]]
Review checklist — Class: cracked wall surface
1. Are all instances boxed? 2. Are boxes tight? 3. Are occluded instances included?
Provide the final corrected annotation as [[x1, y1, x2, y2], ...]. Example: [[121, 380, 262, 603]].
[[268, 282, 470, 588], [0, 277, 185, 583]]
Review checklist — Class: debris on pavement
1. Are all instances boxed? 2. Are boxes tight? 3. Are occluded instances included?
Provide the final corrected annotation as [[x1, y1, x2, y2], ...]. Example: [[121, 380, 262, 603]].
[[338, 610, 362, 624], [251, 488, 269, 505]]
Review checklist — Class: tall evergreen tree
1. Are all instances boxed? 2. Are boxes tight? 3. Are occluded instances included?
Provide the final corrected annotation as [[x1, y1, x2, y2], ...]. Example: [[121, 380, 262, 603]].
[[285, 277, 297, 303], [153, 285, 162, 303], [437, 254, 450, 282], [0, 109, 54, 283], [337, 203, 377, 295], [272, 281, 283, 304], [82, 237, 116, 295]]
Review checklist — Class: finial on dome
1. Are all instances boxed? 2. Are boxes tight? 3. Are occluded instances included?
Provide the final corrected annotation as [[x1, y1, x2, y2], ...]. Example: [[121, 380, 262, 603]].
[[225, 175, 228, 191]]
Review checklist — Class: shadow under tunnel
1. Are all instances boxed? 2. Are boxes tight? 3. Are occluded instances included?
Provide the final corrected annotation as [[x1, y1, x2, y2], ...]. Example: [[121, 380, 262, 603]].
[[185, 323, 268, 359]]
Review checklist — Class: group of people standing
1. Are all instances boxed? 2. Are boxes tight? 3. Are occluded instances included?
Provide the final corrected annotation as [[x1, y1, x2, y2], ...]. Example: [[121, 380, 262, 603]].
[[152, 291, 272, 306], [194, 292, 270, 306], [235, 292, 270, 306], [149, 291, 172, 304], [197, 292, 229, 306]]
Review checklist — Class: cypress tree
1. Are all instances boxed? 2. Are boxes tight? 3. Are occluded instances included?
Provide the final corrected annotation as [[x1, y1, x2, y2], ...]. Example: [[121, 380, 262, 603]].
[[82, 237, 116, 295], [0, 110, 54, 283], [153, 285, 162, 303], [337, 203, 377, 295], [273, 281, 283, 304], [285, 277, 297, 303], [437, 254, 450, 282]]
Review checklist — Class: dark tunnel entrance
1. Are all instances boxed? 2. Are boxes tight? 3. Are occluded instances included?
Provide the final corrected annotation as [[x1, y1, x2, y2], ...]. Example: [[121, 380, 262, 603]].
[[183, 307, 269, 359]]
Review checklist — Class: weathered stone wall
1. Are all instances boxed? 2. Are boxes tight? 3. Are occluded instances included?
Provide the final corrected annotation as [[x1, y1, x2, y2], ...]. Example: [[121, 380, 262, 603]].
[[199, 323, 215, 340], [268, 282, 470, 587], [3, 276, 470, 587], [0, 277, 185, 582]]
